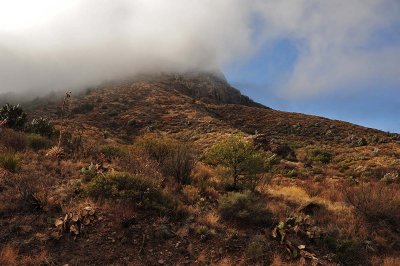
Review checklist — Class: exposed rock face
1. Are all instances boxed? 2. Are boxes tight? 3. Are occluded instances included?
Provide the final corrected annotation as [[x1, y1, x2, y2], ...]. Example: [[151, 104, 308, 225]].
[[152, 72, 268, 108]]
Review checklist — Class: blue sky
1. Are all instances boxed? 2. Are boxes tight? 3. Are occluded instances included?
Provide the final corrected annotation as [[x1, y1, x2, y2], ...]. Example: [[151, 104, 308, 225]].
[[222, 2, 400, 133], [223, 37, 400, 133]]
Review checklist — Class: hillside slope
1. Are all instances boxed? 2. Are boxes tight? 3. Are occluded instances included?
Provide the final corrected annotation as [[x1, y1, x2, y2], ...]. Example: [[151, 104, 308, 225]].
[[1, 73, 399, 265]]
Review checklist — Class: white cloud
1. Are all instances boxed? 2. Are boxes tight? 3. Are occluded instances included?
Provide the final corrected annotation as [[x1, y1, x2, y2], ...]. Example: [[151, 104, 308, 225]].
[[0, 0, 399, 98], [254, 0, 400, 98]]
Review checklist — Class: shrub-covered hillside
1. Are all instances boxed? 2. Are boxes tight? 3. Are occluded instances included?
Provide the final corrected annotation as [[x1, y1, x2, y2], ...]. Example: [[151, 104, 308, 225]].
[[0, 74, 399, 265]]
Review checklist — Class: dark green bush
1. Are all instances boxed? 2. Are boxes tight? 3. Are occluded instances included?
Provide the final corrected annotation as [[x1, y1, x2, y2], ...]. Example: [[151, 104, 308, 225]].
[[0, 103, 27, 130], [26, 117, 55, 137], [0, 151, 21, 172], [98, 145, 126, 160], [107, 109, 119, 116], [307, 148, 332, 164], [219, 191, 271, 225], [71, 103, 94, 114], [86, 172, 174, 213], [27, 134, 52, 151]]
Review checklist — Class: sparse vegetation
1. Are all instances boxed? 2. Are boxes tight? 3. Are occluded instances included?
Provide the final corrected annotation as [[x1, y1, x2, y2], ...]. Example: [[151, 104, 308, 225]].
[[219, 191, 271, 225], [344, 182, 400, 228], [245, 235, 267, 262], [86, 172, 174, 212], [0, 128, 28, 151]]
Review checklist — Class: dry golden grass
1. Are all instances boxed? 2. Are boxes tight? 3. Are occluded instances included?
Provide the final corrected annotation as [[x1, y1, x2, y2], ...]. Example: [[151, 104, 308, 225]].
[[196, 212, 220, 229], [371, 256, 400, 266], [182, 185, 200, 204], [268, 185, 311, 204]]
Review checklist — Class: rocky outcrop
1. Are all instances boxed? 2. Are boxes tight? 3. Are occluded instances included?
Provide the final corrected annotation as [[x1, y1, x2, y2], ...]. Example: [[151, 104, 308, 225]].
[[168, 72, 269, 108]]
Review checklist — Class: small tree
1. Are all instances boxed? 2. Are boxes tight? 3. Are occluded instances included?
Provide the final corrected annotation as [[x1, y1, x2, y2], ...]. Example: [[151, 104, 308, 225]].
[[205, 135, 266, 190], [0, 103, 27, 130]]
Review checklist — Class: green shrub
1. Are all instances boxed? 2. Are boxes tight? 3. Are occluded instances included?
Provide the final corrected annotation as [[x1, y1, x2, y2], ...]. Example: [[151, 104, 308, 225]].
[[307, 148, 332, 164], [26, 117, 55, 137], [80, 163, 97, 181], [107, 109, 119, 117], [98, 145, 126, 160], [195, 225, 214, 240], [0, 129, 28, 151], [71, 103, 94, 114], [0, 103, 27, 130], [204, 135, 266, 190], [27, 134, 52, 151], [0, 151, 21, 172], [219, 191, 271, 225], [137, 135, 174, 163], [86, 172, 174, 213]]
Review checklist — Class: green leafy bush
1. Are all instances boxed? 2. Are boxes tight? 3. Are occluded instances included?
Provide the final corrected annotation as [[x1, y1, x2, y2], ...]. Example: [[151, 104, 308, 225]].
[[0, 103, 27, 130], [26, 117, 55, 137], [0, 151, 21, 172], [27, 134, 52, 151], [204, 135, 266, 190], [307, 148, 332, 164], [219, 191, 271, 225], [86, 172, 174, 213]]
